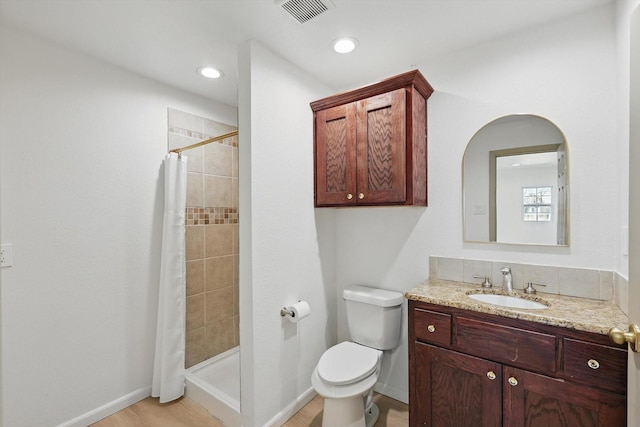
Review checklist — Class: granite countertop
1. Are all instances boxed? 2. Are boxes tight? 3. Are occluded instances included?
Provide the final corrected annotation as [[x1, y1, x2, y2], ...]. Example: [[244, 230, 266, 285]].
[[406, 279, 629, 335]]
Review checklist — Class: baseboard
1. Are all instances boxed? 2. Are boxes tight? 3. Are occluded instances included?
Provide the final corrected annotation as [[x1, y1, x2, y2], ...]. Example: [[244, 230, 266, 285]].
[[262, 387, 317, 427], [56, 386, 151, 427], [374, 381, 408, 404]]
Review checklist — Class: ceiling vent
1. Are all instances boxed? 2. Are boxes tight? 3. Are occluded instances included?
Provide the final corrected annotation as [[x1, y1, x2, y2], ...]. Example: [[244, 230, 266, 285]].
[[276, 0, 335, 24]]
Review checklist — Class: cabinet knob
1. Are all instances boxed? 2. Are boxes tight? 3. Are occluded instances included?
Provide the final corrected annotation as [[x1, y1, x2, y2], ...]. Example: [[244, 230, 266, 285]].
[[587, 359, 600, 370], [358, 193, 365, 200], [427, 325, 435, 333], [486, 371, 496, 380], [347, 193, 353, 200], [508, 377, 518, 386]]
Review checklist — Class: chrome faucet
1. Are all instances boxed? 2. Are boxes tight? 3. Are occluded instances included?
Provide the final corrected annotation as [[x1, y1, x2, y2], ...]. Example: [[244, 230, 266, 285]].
[[500, 267, 513, 292]]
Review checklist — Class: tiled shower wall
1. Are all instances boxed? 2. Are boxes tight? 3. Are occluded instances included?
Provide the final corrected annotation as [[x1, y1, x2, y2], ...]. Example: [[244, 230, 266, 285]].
[[168, 108, 239, 368]]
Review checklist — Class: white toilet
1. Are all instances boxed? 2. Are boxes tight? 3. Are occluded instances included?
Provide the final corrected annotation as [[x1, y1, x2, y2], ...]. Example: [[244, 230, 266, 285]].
[[311, 285, 404, 427]]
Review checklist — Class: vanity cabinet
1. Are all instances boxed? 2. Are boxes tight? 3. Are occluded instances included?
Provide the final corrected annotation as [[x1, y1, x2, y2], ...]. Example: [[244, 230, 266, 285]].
[[415, 344, 502, 426], [503, 366, 626, 426], [310, 70, 433, 207], [409, 300, 627, 427]]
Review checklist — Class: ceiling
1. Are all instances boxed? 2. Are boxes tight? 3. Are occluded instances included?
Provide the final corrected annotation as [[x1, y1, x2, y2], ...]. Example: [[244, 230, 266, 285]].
[[0, 0, 611, 107]]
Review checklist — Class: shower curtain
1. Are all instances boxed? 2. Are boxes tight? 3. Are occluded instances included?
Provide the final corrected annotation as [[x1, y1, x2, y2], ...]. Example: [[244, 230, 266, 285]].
[[152, 152, 187, 403]]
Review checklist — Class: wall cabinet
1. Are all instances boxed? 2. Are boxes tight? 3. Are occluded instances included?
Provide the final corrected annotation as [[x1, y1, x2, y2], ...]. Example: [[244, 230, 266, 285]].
[[310, 70, 433, 207], [409, 300, 627, 427]]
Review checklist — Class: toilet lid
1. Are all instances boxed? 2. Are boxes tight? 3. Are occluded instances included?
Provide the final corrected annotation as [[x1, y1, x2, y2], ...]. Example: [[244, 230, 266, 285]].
[[317, 342, 380, 386]]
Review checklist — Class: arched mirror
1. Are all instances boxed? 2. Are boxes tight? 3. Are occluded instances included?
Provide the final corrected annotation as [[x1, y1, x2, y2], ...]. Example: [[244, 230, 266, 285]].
[[463, 115, 569, 246]]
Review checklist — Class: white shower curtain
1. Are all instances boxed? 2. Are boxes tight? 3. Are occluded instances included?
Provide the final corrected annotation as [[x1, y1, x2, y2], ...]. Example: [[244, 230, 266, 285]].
[[152, 152, 187, 403]]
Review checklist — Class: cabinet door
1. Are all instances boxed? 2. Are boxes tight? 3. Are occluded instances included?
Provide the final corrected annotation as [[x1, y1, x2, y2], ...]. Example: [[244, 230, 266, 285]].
[[503, 366, 626, 427], [413, 343, 502, 427], [315, 103, 357, 206], [356, 88, 406, 204]]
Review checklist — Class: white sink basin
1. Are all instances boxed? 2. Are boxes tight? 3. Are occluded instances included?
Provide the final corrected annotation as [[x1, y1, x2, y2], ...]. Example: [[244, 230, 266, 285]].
[[468, 293, 548, 310]]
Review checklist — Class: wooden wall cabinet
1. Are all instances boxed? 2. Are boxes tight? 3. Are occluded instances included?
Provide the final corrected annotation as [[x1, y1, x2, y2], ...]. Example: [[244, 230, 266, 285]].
[[409, 300, 628, 427], [311, 70, 433, 207]]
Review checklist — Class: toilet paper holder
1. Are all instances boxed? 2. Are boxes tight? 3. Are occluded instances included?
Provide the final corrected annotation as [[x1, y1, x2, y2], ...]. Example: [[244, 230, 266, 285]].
[[279, 300, 310, 322], [280, 307, 295, 317]]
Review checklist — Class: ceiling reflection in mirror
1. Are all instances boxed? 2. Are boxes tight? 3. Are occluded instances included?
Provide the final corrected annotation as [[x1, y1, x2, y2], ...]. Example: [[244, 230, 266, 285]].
[[463, 115, 569, 246]]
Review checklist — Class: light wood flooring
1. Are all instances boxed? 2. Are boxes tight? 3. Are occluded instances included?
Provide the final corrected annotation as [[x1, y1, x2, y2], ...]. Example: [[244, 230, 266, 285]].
[[91, 392, 408, 427]]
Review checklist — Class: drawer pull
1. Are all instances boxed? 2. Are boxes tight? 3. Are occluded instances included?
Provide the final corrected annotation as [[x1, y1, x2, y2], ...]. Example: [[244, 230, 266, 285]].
[[508, 376, 519, 386], [427, 325, 436, 333], [587, 359, 600, 370], [347, 193, 353, 200], [486, 371, 496, 380]]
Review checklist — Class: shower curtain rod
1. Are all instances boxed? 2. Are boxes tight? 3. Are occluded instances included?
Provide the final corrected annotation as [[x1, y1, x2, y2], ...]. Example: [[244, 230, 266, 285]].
[[169, 130, 238, 154]]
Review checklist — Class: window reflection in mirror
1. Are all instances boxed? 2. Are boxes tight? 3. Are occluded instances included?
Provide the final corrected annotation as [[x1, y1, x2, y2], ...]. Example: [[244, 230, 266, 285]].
[[463, 115, 569, 246]]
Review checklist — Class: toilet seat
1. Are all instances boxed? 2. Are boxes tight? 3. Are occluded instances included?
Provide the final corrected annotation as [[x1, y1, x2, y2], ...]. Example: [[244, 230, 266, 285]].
[[317, 342, 381, 386]]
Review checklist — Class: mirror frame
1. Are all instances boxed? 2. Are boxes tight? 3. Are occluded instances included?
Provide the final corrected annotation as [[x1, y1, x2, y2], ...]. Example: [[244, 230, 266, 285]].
[[462, 114, 570, 246]]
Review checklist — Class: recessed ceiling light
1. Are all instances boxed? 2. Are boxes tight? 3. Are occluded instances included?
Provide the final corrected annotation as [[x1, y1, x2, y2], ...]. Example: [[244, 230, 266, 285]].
[[332, 37, 359, 54], [197, 66, 224, 79]]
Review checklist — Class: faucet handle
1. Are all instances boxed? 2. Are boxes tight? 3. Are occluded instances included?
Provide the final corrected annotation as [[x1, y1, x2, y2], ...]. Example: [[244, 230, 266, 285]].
[[524, 282, 546, 294], [473, 275, 492, 288]]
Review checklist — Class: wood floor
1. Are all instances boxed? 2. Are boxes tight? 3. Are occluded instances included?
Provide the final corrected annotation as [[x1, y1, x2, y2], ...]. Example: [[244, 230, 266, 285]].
[[282, 393, 409, 427], [92, 392, 408, 427], [91, 397, 224, 427]]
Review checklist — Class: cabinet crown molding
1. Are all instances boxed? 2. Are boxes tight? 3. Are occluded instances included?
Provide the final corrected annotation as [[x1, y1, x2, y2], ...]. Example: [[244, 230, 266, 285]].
[[310, 69, 434, 112]]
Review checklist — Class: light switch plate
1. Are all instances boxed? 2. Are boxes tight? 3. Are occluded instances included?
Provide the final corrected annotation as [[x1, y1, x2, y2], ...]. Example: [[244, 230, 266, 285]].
[[1, 244, 13, 267]]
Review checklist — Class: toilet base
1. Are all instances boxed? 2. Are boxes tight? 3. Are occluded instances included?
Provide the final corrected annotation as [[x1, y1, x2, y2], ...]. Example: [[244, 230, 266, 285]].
[[321, 398, 379, 427], [365, 402, 380, 427]]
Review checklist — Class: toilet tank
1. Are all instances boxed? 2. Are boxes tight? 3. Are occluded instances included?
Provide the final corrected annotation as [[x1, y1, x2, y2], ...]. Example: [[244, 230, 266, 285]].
[[343, 285, 404, 350]]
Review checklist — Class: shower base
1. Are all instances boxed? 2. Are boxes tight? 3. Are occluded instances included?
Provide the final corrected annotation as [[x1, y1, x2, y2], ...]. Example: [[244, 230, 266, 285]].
[[185, 346, 240, 427]]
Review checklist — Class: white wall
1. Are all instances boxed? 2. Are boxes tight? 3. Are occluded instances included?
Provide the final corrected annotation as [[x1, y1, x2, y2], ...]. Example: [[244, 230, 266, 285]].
[[237, 40, 337, 427], [336, 4, 619, 403], [0, 25, 236, 426]]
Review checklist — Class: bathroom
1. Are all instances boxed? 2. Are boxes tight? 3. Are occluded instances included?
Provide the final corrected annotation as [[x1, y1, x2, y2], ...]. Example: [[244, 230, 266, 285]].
[[1, 1, 639, 426]]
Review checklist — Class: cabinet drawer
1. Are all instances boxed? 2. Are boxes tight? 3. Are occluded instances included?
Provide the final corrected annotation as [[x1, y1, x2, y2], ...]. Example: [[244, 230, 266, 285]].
[[414, 309, 451, 346], [563, 338, 627, 394], [455, 317, 556, 374]]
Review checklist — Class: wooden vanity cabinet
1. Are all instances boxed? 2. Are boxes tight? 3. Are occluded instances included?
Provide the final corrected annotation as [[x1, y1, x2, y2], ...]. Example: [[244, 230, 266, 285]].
[[311, 70, 433, 207], [415, 343, 502, 426], [409, 300, 627, 427], [503, 366, 626, 426]]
